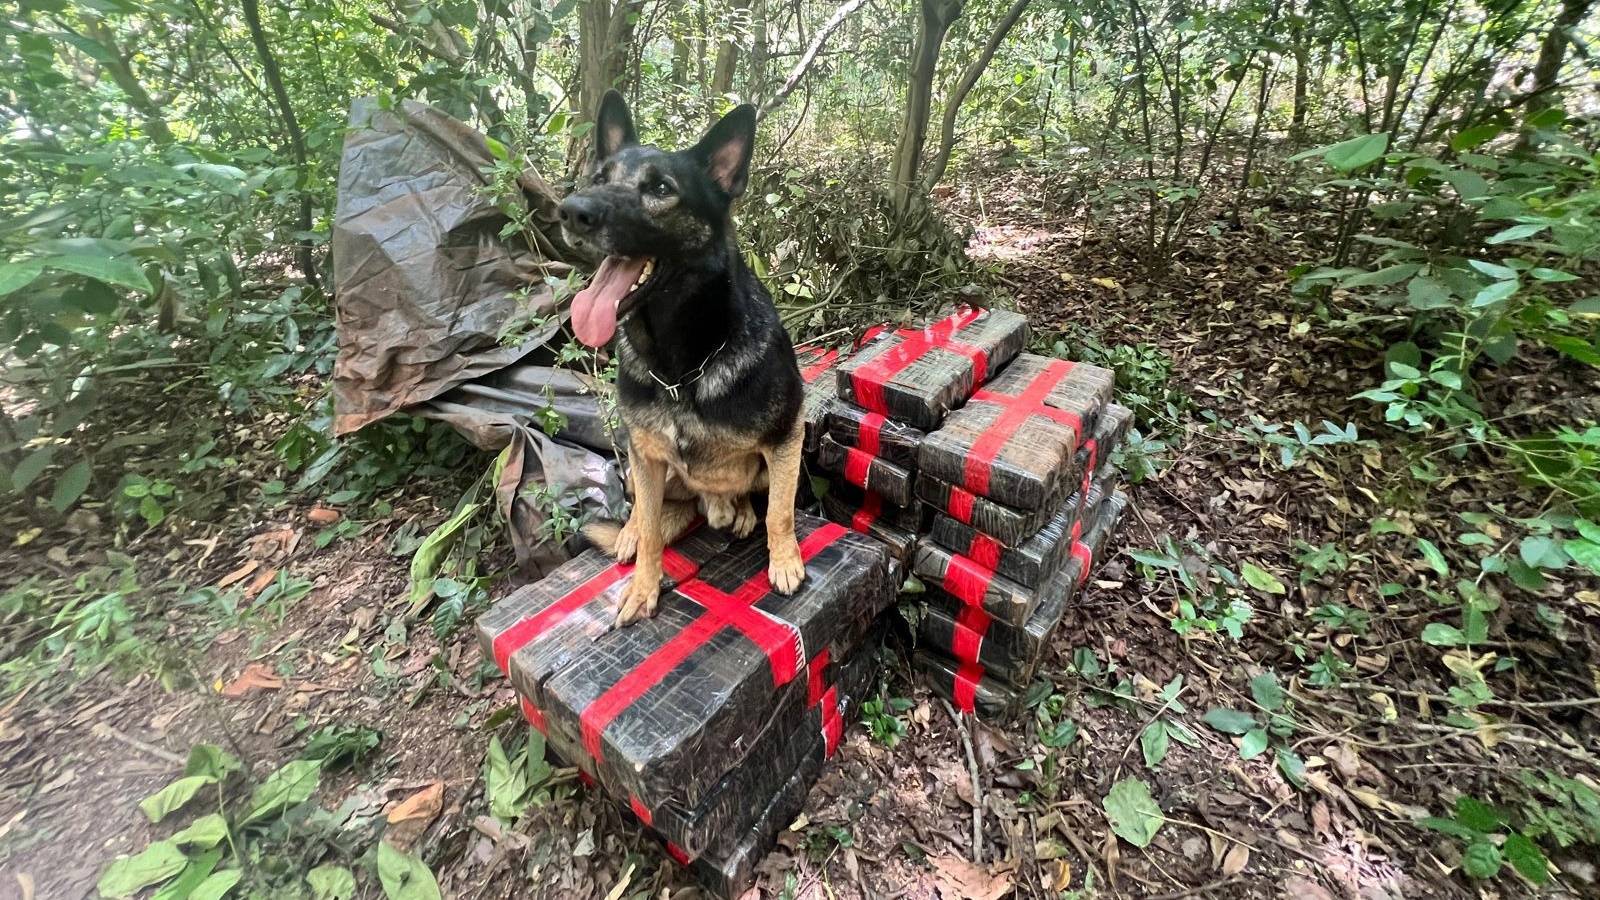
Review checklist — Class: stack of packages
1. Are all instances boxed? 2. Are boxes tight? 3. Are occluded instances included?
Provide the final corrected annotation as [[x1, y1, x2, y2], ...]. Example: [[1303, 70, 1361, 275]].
[[805, 308, 1032, 564], [477, 514, 898, 897], [910, 352, 1134, 719]]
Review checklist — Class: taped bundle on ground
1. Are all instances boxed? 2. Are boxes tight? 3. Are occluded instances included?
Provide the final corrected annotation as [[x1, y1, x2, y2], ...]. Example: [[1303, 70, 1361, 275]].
[[684, 626, 881, 896], [820, 482, 917, 564], [915, 473, 1063, 546], [477, 514, 896, 813], [824, 401, 925, 469], [918, 492, 1129, 718], [814, 434, 915, 507], [918, 353, 1115, 511], [797, 345, 846, 454], [836, 308, 1030, 430], [928, 455, 1120, 590], [919, 488, 1123, 688]]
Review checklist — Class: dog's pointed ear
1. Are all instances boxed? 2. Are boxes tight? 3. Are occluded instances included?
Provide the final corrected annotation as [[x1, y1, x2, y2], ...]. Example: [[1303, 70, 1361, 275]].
[[691, 104, 757, 199], [594, 89, 637, 161]]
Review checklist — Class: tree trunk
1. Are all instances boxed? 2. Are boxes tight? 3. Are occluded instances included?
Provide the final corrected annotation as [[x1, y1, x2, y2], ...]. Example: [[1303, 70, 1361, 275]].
[[1521, 0, 1593, 140], [712, 0, 751, 97], [240, 0, 321, 292], [889, 0, 964, 216], [922, 0, 1033, 192], [748, 0, 769, 97], [1289, 0, 1310, 142], [573, 0, 640, 168]]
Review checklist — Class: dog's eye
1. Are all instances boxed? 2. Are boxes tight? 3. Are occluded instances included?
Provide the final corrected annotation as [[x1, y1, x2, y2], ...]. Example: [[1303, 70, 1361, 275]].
[[645, 179, 674, 197]]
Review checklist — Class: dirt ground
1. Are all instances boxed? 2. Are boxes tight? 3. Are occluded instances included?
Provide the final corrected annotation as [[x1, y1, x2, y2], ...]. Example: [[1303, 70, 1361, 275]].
[[4, 166, 1598, 900]]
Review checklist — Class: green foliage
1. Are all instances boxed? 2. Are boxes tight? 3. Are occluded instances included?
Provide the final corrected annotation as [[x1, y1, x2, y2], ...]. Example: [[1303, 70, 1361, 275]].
[[1102, 778, 1164, 848], [1420, 795, 1549, 885], [861, 691, 913, 747], [483, 730, 553, 824]]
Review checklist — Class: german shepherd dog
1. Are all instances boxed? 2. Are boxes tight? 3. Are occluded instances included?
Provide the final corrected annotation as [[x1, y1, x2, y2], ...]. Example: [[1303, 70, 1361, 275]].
[[560, 90, 808, 626]]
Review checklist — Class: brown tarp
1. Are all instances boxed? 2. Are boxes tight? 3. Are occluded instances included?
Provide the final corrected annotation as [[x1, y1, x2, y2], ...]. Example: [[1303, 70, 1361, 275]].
[[330, 98, 626, 573]]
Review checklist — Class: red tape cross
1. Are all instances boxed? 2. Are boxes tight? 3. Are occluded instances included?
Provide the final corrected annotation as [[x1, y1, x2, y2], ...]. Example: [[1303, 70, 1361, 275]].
[[841, 446, 875, 488], [848, 308, 986, 413], [492, 547, 699, 673], [798, 347, 840, 383], [962, 360, 1081, 497], [579, 524, 848, 760], [850, 491, 882, 533]]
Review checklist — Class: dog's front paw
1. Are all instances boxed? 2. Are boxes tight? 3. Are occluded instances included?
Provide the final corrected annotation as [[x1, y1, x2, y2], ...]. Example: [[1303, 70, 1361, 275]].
[[731, 498, 758, 538], [615, 576, 660, 627], [613, 519, 640, 562], [768, 552, 806, 596]]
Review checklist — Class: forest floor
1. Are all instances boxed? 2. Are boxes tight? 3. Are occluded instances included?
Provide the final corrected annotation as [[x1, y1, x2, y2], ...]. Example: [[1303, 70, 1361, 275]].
[[3, 162, 1598, 900]]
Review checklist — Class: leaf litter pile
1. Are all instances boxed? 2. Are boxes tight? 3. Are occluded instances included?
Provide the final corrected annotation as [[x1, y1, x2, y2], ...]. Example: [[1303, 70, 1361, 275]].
[[3, 165, 1599, 899]]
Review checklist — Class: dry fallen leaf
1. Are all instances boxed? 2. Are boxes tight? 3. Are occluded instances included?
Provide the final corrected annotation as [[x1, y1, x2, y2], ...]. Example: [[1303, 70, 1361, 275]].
[[219, 663, 284, 698], [1220, 843, 1250, 876], [931, 855, 1013, 900], [387, 781, 444, 825], [243, 566, 279, 600], [307, 506, 341, 526], [216, 559, 259, 589]]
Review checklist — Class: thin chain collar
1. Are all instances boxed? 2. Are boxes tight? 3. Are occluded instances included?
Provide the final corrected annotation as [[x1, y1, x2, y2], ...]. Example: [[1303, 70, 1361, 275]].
[[649, 341, 728, 402]]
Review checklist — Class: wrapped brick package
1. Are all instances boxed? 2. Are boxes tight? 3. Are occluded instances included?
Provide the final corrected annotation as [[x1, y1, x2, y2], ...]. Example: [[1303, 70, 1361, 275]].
[[919, 488, 1122, 687], [919, 492, 1129, 718], [797, 345, 846, 453], [815, 434, 915, 507], [916, 473, 1061, 546], [821, 482, 917, 564], [928, 465, 1118, 589], [918, 353, 1115, 511], [836, 308, 1030, 430], [824, 402, 925, 469], [478, 514, 896, 811]]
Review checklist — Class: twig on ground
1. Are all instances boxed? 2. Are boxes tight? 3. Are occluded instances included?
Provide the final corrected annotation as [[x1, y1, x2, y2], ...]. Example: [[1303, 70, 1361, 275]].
[[91, 722, 186, 766], [940, 697, 984, 864], [1147, 875, 1244, 899]]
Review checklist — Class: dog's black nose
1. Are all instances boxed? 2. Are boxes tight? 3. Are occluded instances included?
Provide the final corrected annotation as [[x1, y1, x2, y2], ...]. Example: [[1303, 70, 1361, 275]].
[[559, 194, 606, 234]]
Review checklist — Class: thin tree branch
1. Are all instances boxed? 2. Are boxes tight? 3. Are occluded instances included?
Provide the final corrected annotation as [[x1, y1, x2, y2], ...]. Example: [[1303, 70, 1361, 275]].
[[756, 0, 872, 121]]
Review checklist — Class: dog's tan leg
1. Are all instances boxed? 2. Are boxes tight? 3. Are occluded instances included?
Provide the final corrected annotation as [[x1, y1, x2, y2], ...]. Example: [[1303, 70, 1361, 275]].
[[617, 451, 667, 626], [761, 424, 806, 594]]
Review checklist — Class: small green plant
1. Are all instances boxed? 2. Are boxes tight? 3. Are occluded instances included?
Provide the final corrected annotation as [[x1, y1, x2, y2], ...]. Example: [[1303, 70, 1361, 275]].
[[1127, 538, 1255, 640], [1420, 795, 1549, 885], [483, 729, 554, 825], [860, 690, 911, 747], [1199, 673, 1306, 788]]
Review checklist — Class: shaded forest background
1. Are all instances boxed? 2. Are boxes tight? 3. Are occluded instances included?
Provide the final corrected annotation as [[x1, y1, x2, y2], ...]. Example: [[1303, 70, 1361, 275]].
[[3, 0, 1600, 896]]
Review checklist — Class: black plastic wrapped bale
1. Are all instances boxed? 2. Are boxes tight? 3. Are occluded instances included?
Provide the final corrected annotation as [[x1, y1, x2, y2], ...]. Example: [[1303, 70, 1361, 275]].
[[821, 480, 925, 532], [835, 308, 1030, 430], [910, 537, 1045, 629], [916, 473, 1063, 546], [919, 491, 1124, 688], [918, 353, 1115, 511], [479, 514, 896, 811], [928, 467, 1118, 589], [824, 401, 925, 469], [639, 622, 882, 864], [797, 345, 845, 454], [915, 650, 1019, 719], [814, 434, 915, 507], [821, 482, 917, 565]]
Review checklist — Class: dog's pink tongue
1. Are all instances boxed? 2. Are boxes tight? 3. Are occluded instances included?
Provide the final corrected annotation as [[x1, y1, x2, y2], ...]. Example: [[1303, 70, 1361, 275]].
[[572, 256, 647, 348]]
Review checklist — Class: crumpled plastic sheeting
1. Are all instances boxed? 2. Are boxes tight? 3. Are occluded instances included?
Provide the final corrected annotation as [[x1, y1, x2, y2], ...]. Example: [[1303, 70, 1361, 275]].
[[331, 96, 576, 436], [331, 97, 627, 573]]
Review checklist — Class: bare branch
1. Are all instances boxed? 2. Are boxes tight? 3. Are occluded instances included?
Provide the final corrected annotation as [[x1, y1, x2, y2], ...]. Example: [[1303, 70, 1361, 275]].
[[756, 0, 872, 121]]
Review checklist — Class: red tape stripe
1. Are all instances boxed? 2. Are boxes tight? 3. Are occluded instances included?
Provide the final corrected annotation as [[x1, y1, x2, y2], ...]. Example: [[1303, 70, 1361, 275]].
[[799, 347, 839, 383], [1084, 437, 1099, 474], [963, 360, 1079, 496], [967, 532, 1002, 570], [947, 483, 976, 524], [951, 602, 991, 664], [666, 842, 692, 865], [807, 647, 831, 706], [953, 661, 983, 713], [850, 491, 882, 533], [629, 794, 653, 826], [492, 548, 700, 673], [578, 770, 596, 788], [1072, 540, 1092, 585], [820, 686, 843, 756], [943, 553, 997, 608], [579, 524, 847, 760], [848, 308, 984, 413], [842, 446, 874, 488], [857, 412, 885, 457], [519, 696, 547, 734]]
